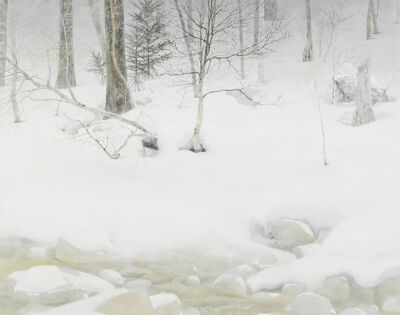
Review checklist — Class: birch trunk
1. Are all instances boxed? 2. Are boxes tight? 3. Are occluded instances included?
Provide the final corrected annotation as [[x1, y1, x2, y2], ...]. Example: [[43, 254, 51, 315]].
[[353, 59, 375, 126], [372, 0, 379, 34], [9, 0, 20, 122], [303, 0, 313, 62], [172, 0, 198, 98], [237, 0, 245, 79], [264, 0, 278, 21], [397, 0, 399, 24], [88, 0, 106, 57], [56, 0, 76, 88], [0, 0, 8, 87], [367, 0, 373, 39], [254, 0, 265, 83], [104, 0, 132, 114]]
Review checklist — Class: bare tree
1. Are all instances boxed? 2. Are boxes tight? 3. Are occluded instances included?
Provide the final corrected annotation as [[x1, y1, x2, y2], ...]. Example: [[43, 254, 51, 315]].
[[104, 0, 132, 113], [303, 0, 313, 62], [353, 59, 375, 126], [367, 0, 373, 39], [396, 0, 399, 24], [9, 0, 20, 122], [0, 0, 8, 86], [254, 0, 265, 83], [172, 0, 198, 98], [174, 0, 285, 152], [372, 0, 379, 34], [237, 0, 245, 79], [88, 0, 107, 57], [56, 0, 76, 88]]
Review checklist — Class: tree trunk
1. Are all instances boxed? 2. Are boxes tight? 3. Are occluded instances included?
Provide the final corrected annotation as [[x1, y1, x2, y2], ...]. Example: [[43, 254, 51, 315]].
[[397, 0, 399, 24], [0, 0, 8, 87], [372, 0, 379, 34], [264, 0, 278, 21], [353, 59, 375, 126], [172, 0, 198, 98], [367, 0, 373, 39], [237, 0, 245, 79], [254, 0, 265, 83], [88, 0, 106, 57], [104, 0, 132, 114], [9, 0, 20, 122], [303, 0, 313, 62], [56, 0, 76, 88]]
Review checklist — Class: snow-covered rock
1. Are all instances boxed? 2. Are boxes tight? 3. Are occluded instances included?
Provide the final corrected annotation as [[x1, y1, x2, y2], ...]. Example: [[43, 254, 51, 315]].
[[281, 283, 306, 297], [100, 290, 155, 315], [266, 218, 315, 250], [286, 292, 336, 315], [99, 269, 124, 287], [214, 274, 247, 297], [125, 279, 152, 291], [28, 246, 48, 260], [382, 296, 400, 313], [185, 275, 200, 286], [55, 238, 107, 264], [333, 62, 389, 105], [150, 293, 181, 315], [357, 304, 380, 315], [234, 264, 256, 278], [339, 307, 367, 315], [7, 265, 114, 304], [319, 276, 350, 302]]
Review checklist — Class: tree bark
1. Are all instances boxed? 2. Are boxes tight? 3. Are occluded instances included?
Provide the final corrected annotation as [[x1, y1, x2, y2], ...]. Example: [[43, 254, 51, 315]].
[[372, 0, 379, 34], [264, 0, 277, 21], [88, 0, 106, 57], [353, 59, 375, 126], [104, 0, 132, 114], [172, 0, 198, 98], [254, 0, 265, 83], [367, 0, 373, 39], [9, 0, 20, 122], [237, 0, 245, 79], [397, 0, 399, 24], [303, 0, 313, 62], [56, 0, 76, 88], [0, 0, 8, 87]]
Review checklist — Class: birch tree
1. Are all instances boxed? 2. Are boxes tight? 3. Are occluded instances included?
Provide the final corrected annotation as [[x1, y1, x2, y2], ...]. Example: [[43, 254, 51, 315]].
[[303, 0, 313, 62], [172, 0, 198, 97], [56, 0, 76, 88], [237, 0, 245, 79], [9, 0, 20, 122], [264, 0, 278, 21], [88, 0, 107, 57], [104, 0, 132, 114], [396, 0, 399, 24], [353, 59, 375, 126], [254, 0, 265, 83], [0, 0, 8, 87], [174, 0, 285, 152]]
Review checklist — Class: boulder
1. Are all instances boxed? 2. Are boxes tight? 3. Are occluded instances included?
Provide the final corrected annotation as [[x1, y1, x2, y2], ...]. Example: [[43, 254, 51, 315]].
[[281, 283, 306, 297], [382, 296, 400, 313], [125, 279, 152, 291], [150, 293, 181, 315], [320, 276, 350, 302], [100, 290, 155, 315], [185, 275, 201, 286], [214, 274, 247, 297], [339, 308, 367, 315], [99, 269, 124, 287], [55, 238, 107, 264], [286, 292, 335, 315], [357, 304, 380, 315], [234, 264, 256, 278], [266, 218, 315, 250]]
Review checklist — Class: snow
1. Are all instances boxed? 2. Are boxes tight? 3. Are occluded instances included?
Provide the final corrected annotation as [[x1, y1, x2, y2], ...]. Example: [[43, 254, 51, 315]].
[[0, 1, 400, 312]]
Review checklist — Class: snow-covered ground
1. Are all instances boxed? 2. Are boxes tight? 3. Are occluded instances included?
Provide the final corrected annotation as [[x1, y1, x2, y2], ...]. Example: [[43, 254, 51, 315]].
[[1, 0, 400, 314]]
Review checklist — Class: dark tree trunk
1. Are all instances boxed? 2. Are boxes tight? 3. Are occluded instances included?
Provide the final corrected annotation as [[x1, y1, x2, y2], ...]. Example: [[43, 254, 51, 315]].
[[0, 0, 8, 87], [56, 0, 76, 88], [104, 0, 132, 114]]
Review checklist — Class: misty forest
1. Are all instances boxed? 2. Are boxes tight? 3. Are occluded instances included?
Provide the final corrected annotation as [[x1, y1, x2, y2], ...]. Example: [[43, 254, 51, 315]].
[[1, 0, 400, 314]]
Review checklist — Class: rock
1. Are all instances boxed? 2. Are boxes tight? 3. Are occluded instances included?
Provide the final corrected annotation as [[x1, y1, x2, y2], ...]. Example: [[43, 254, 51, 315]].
[[125, 279, 152, 291], [333, 62, 389, 105], [7, 265, 114, 305], [150, 293, 181, 315], [357, 304, 380, 315], [27, 247, 48, 260], [234, 264, 256, 278], [99, 269, 124, 287], [100, 290, 155, 315], [339, 308, 367, 315], [185, 275, 200, 286], [141, 135, 159, 157], [266, 218, 315, 250], [320, 276, 350, 302], [214, 274, 247, 297], [55, 238, 107, 264], [286, 292, 335, 315], [382, 296, 400, 313], [281, 283, 306, 297]]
